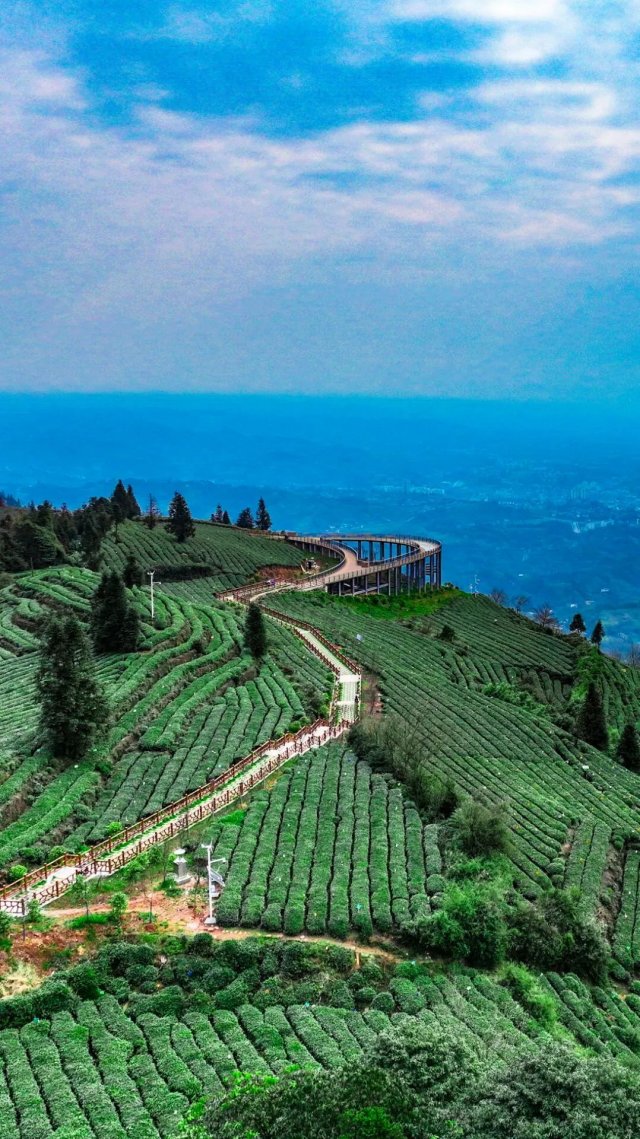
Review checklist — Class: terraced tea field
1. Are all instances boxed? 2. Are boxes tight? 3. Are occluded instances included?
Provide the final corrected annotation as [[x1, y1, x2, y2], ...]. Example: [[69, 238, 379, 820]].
[[2, 932, 640, 1139], [0, 566, 332, 868], [101, 521, 308, 593], [212, 743, 441, 938], [267, 591, 640, 911]]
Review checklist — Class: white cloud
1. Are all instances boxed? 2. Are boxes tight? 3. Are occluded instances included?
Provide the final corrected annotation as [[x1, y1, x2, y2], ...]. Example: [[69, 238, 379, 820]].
[[1, 28, 640, 389], [388, 0, 566, 24], [131, 2, 274, 44]]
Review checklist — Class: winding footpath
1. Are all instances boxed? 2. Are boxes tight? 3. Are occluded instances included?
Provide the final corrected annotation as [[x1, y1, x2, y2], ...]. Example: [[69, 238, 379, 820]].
[[0, 605, 361, 916], [0, 532, 437, 915]]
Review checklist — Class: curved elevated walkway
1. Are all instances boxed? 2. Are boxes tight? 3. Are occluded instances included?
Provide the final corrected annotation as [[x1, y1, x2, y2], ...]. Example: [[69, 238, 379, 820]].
[[220, 533, 442, 602]]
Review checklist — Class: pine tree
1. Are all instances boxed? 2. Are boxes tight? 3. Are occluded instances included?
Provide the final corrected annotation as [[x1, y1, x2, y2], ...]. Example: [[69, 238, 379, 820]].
[[111, 480, 130, 528], [576, 682, 609, 751], [236, 506, 254, 529], [212, 504, 224, 524], [222, 510, 231, 525], [126, 484, 141, 518], [145, 495, 160, 530], [36, 614, 108, 762], [256, 498, 271, 531], [123, 553, 142, 588], [617, 723, 640, 772], [166, 492, 195, 542], [591, 620, 605, 648], [570, 612, 586, 634], [244, 603, 267, 659], [91, 572, 139, 652], [14, 519, 60, 569]]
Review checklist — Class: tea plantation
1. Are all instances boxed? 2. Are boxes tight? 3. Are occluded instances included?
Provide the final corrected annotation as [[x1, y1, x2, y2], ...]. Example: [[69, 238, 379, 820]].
[[3, 934, 640, 1139], [101, 520, 308, 593], [4, 523, 640, 1137], [266, 589, 640, 960], [0, 563, 333, 866]]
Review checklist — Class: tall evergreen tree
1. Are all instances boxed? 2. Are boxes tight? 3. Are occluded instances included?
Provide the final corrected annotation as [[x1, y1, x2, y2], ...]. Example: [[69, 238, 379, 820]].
[[126, 484, 141, 518], [244, 603, 267, 659], [576, 682, 609, 751], [110, 480, 130, 530], [617, 723, 640, 772], [91, 572, 139, 652], [36, 614, 108, 762], [591, 620, 605, 648], [123, 553, 142, 588], [570, 612, 587, 634], [236, 506, 254, 529], [166, 492, 195, 542], [80, 511, 102, 567], [222, 510, 231, 525], [256, 497, 271, 531], [14, 519, 60, 569]]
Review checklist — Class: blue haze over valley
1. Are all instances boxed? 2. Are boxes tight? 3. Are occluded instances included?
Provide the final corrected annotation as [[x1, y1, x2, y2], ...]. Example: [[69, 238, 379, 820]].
[[3, 392, 640, 651]]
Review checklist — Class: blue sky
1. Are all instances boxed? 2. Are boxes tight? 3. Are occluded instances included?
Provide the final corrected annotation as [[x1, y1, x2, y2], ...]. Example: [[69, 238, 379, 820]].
[[1, 0, 639, 397]]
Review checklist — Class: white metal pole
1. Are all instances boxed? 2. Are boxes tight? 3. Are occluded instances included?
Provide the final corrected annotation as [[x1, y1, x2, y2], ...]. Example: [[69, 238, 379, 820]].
[[147, 570, 155, 620], [206, 844, 213, 923]]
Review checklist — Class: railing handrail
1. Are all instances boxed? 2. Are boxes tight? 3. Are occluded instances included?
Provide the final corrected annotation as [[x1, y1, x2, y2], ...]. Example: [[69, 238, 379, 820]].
[[0, 608, 362, 906]]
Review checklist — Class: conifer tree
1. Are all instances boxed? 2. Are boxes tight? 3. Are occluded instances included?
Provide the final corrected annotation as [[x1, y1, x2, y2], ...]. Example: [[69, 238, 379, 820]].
[[123, 553, 142, 588], [166, 492, 195, 542], [591, 620, 605, 648], [617, 723, 640, 772], [111, 479, 130, 522], [79, 511, 103, 568], [222, 510, 231, 525], [570, 612, 587, 634], [236, 506, 254, 529], [126, 484, 141, 518], [91, 572, 139, 652], [576, 682, 609, 751], [212, 504, 224, 523], [244, 603, 267, 659], [36, 614, 108, 762], [256, 497, 271, 531]]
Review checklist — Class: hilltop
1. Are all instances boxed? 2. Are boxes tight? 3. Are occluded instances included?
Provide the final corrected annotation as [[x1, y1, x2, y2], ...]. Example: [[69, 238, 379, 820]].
[[1, 508, 640, 1137]]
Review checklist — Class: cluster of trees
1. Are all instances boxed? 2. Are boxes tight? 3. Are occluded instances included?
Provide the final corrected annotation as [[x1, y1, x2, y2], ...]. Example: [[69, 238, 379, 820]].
[[200, 1020, 640, 1139], [212, 498, 272, 531], [36, 565, 143, 762], [569, 612, 605, 646], [0, 480, 142, 572], [576, 681, 640, 769]]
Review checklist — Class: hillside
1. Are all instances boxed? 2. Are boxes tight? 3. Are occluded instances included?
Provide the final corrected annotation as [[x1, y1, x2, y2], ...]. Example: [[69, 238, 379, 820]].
[[2, 529, 640, 1136], [101, 520, 309, 593], [0, 561, 333, 866]]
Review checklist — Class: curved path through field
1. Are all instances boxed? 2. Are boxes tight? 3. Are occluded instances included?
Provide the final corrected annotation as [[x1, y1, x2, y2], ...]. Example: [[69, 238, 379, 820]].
[[0, 530, 441, 916], [220, 532, 442, 603], [0, 609, 361, 915]]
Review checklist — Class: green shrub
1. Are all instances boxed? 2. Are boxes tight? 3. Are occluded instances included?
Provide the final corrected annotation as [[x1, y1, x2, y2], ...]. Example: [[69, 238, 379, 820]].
[[214, 977, 251, 1010], [446, 799, 511, 858], [500, 963, 557, 1030], [328, 981, 355, 1009], [417, 879, 509, 968], [371, 991, 395, 1013]]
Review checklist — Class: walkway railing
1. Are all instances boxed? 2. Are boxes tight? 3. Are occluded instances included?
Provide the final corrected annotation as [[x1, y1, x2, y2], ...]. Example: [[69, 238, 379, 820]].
[[0, 608, 362, 916], [219, 533, 442, 602]]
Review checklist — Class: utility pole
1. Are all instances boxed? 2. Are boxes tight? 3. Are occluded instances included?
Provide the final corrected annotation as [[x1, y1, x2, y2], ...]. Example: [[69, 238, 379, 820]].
[[147, 569, 161, 621], [200, 843, 226, 926]]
